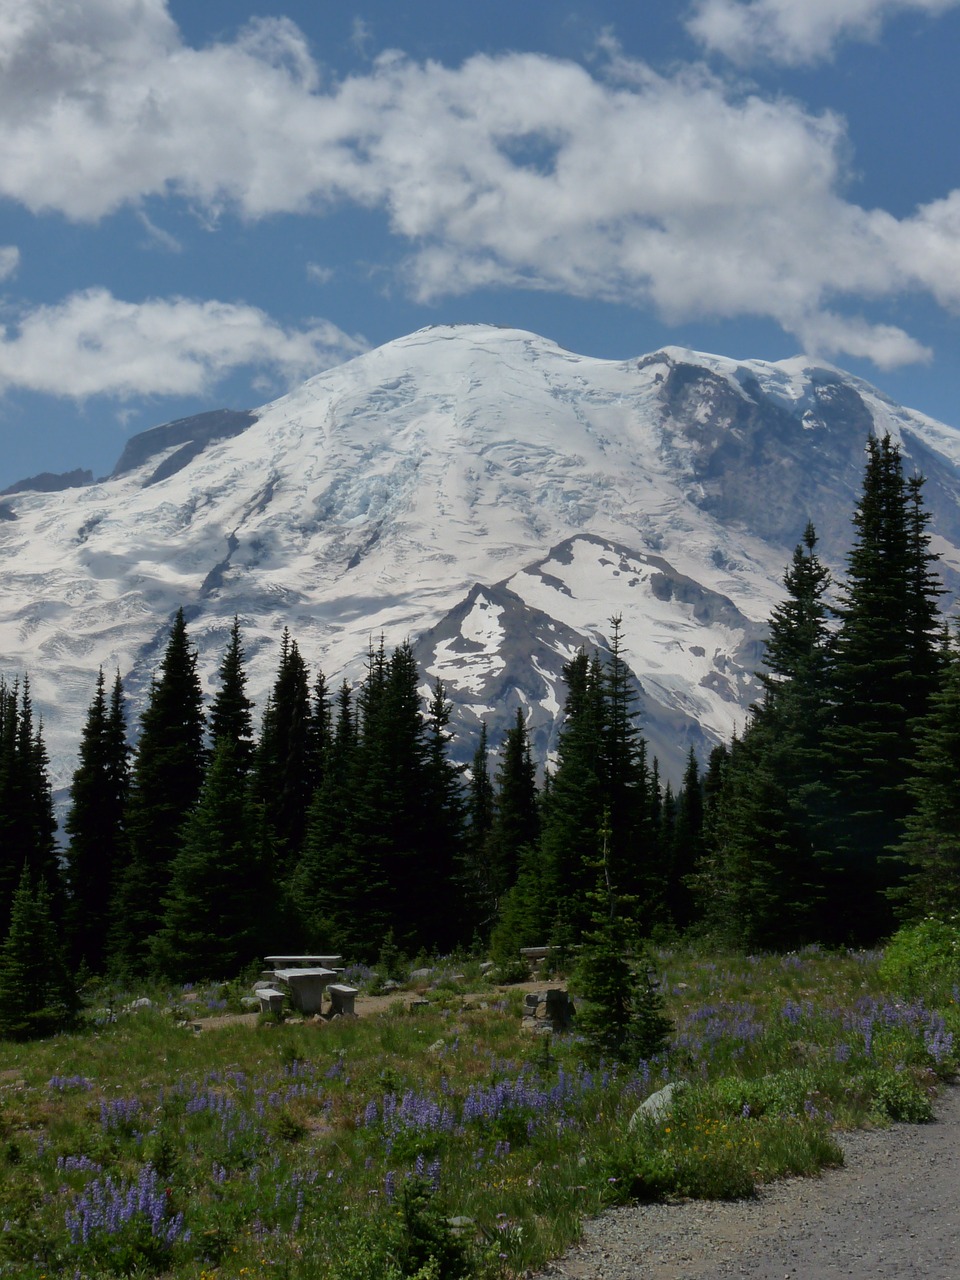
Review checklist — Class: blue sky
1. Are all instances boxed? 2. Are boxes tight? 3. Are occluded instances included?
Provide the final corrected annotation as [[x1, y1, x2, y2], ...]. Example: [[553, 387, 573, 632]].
[[1, 0, 959, 489]]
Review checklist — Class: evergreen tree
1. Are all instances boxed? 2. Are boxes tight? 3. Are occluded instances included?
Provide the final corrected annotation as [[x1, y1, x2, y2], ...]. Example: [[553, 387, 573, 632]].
[[64, 668, 130, 971], [254, 628, 317, 873], [110, 609, 207, 973], [697, 525, 834, 947], [462, 721, 496, 933], [602, 616, 657, 912], [0, 866, 77, 1040], [421, 678, 468, 950], [570, 813, 671, 1063], [296, 680, 362, 952], [894, 633, 960, 920], [362, 641, 432, 948], [150, 740, 275, 981], [697, 720, 822, 950], [487, 708, 540, 904], [538, 651, 605, 938], [904, 475, 946, 725], [209, 617, 255, 769], [759, 521, 833, 704], [667, 748, 703, 931], [312, 668, 333, 795], [825, 436, 943, 940], [0, 678, 61, 935], [301, 640, 448, 957]]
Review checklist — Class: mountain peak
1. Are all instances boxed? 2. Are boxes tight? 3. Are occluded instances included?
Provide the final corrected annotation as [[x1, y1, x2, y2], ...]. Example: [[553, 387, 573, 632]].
[[1, 327, 958, 793]]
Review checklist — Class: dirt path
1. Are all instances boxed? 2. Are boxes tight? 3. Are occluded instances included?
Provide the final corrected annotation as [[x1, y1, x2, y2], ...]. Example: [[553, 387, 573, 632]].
[[536, 1084, 960, 1279]]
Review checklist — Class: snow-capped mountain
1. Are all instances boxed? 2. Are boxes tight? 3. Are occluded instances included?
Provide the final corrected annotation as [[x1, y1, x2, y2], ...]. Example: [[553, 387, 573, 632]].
[[3, 323, 960, 792]]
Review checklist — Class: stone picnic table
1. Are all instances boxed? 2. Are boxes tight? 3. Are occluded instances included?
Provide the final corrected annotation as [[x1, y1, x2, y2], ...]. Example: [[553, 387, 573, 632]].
[[258, 955, 356, 1016]]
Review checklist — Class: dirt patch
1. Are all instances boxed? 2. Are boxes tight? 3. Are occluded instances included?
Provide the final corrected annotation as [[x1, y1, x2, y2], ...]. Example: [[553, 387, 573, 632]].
[[194, 983, 540, 1030]]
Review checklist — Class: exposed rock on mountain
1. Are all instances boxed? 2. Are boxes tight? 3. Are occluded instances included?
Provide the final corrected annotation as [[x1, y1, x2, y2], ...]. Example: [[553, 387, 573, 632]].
[[1, 324, 958, 790]]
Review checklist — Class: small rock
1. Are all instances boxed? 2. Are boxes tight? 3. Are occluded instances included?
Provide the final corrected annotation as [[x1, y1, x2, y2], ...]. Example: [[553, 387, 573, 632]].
[[629, 1081, 687, 1129]]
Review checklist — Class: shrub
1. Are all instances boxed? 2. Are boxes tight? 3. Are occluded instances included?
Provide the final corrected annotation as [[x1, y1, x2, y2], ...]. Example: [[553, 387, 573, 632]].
[[396, 1177, 473, 1280], [878, 917, 960, 1003], [861, 1067, 934, 1123]]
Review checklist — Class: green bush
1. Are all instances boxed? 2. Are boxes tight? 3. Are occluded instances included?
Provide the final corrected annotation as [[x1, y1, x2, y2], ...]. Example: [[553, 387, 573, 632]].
[[861, 1066, 934, 1123], [710, 1068, 820, 1118], [879, 917, 960, 1002]]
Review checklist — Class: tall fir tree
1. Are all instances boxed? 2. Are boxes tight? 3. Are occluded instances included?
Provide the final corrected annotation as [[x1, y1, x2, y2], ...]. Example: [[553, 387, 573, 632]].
[[254, 628, 317, 874], [697, 719, 823, 950], [110, 609, 207, 973], [824, 436, 943, 941], [667, 747, 703, 931], [64, 668, 130, 971], [0, 678, 62, 936], [893, 631, 960, 920], [421, 677, 468, 950], [486, 707, 540, 905], [537, 626, 656, 943], [300, 640, 449, 957], [296, 680, 363, 952], [462, 720, 496, 934], [209, 617, 255, 770], [697, 525, 834, 947], [601, 616, 657, 914], [0, 865, 78, 1040], [538, 650, 606, 939], [150, 739, 275, 981]]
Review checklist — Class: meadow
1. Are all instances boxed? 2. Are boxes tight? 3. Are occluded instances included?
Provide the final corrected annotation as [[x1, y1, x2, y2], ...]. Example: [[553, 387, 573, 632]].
[[0, 938, 956, 1280]]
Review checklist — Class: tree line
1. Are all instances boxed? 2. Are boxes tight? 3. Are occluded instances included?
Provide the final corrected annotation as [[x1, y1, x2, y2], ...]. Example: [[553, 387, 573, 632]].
[[1, 432, 958, 1030]]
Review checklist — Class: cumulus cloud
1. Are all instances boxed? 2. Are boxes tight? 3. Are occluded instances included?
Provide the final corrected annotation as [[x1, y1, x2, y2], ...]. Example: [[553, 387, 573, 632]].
[[0, 246, 19, 280], [0, 288, 367, 399], [686, 0, 960, 67], [794, 312, 932, 369], [2, 0, 960, 369]]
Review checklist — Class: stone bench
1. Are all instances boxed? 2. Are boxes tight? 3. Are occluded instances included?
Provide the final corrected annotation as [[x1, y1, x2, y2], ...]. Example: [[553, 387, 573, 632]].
[[257, 987, 285, 1015], [327, 984, 359, 1017]]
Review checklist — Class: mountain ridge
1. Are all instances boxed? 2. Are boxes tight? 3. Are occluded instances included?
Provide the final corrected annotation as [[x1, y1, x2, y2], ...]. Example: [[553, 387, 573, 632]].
[[2, 323, 959, 792]]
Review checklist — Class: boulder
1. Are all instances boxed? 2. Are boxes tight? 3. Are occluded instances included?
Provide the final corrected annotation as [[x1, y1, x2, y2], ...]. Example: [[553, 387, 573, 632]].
[[629, 1081, 687, 1129]]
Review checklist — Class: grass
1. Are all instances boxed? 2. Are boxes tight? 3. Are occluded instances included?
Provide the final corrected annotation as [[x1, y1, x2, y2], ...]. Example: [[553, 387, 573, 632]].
[[0, 944, 956, 1278]]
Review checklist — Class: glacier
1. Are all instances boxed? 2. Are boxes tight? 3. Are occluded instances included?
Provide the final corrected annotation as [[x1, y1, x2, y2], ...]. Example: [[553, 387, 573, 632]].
[[2, 323, 960, 793]]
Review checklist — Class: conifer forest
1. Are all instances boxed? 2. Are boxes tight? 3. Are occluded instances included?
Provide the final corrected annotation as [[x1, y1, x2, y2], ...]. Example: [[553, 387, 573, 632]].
[[2, 434, 958, 1034]]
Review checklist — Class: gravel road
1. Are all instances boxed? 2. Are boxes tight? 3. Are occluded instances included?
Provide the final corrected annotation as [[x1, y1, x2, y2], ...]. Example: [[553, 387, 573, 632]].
[[534, 1084, 960, 1279]]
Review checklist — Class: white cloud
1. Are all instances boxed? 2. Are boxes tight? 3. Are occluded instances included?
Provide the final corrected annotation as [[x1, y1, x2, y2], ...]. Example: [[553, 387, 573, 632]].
[[350, 17, 372, 56], [137, 211, 181, 253], [0, 288, 367, 398], [794, 311, 932, 369], [686, 0, 960, 66], [306, 262, 334, 285], [2, 1, 960, 368], [0, 246, 19, 280]]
